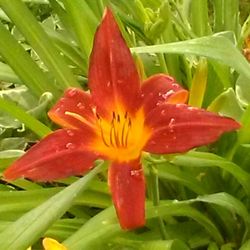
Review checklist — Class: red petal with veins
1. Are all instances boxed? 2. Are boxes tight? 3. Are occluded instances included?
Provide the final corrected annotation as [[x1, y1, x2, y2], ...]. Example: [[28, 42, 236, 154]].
[[89, 8, 141, 118], [144, 104, 240, 154], [48, 88, 96, 131], [141, 74, 188, 113], [109, 159, 145, 229], [3, 129, 98, 181]]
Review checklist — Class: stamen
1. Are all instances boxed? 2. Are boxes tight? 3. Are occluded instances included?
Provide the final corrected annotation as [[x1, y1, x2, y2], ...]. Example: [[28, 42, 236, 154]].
[[97, 111, 132, 148], [109, 120, 115, 147], [64, 111, 95, 129], [98, 118, 110, 147], [125, 118, 132, 146]]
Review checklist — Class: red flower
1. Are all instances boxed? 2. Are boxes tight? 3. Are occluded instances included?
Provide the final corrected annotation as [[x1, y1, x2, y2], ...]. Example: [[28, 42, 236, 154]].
[[3, 9, 240, 230]]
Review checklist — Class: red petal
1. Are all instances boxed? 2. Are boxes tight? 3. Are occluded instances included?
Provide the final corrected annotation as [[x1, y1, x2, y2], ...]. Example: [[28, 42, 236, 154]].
[[3, 129, 98, 181], [48, 88, 96, 131], [88, 8, 141, 118], [141, 74, 188, 113], [144, 104, 240, 154], [108, 159, 145, 229]]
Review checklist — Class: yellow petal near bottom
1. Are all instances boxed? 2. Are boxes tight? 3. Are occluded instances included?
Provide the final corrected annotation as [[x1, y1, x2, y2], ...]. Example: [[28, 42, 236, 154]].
[[42, 238, 67, 250]]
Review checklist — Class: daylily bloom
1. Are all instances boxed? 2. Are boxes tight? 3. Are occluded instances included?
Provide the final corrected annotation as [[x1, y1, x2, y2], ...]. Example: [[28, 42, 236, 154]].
[[3, 9, 240, 229]]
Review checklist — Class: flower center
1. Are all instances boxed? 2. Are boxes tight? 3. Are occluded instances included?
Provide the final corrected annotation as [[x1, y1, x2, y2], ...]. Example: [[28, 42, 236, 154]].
[[97, 111, 131, 148], [94, 108, 150, 162]]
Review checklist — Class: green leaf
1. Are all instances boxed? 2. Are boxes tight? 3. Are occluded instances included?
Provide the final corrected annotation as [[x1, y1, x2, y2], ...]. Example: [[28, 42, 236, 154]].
[[0, 0, 81, 92], [62, 0, 99, 58], [0, 161, 107, 250], [0, 98, 51, 138], [131, 34, 250, 80], [0, 150, 24, 170], [236, 74, 250, 107], [0, 62, 21, 84], [139, 239, 190, 250], [0, 22, 52, 97], [207, 88, 244, 121], [172, 151, 250, 196], [65, 200, 223, 249]]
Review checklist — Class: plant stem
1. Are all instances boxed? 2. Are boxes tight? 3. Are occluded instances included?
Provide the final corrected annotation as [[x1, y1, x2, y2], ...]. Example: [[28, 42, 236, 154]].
[[148, 164, 168, 240]]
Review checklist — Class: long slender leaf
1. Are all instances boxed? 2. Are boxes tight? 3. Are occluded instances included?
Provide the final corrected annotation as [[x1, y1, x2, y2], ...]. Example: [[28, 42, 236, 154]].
[[0, 0, 81, 91], [132, 34, 250, 80], [0, 22, 52, 97], [172, 151, 250, 196], [0, 98, 51, 138], [0, 162, 107, 250]]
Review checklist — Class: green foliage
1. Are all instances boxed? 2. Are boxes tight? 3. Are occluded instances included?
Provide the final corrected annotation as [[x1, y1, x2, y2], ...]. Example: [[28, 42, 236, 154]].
[[0, 0, 250, 249]]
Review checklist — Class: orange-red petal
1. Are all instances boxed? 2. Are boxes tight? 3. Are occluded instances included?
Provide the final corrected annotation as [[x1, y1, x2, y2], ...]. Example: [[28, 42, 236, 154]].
[[3, 129, 98, 181], [144, 104, 240, 154], [88, 8, 141, 118], [48, 88, 96, 131], [108, 159, 145, 229], [141, 74, 188, 113]]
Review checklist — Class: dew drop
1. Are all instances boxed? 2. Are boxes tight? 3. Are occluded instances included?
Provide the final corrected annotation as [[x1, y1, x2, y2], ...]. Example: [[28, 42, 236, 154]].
[[66, 142, 76, 149], [172, 83, 179, 88], [77, 102, 85, 110], [141, 93, 145, 98], [169, 118, 175, 128], [55, 107, 61, 113], [162, 90, 175, 99], [66, 130, 74, 137], [161, 109, 167, 116], [130, 169, 141, 177], [107, 81, 111, 87], [176, 103, 185, 108], [187, 106, 198, 111], [67, 88, 77, 97]]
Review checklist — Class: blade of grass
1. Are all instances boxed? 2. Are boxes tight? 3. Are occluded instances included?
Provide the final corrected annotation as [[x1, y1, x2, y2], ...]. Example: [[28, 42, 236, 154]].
[[131, 34, 250, 80], [62, 0, 99, 58], [172, 151, 250, 196], [0, 0, 81, 91], [0, 22, 53, 97], [0, 98, 51, 138], [0, 161, 107, 250]]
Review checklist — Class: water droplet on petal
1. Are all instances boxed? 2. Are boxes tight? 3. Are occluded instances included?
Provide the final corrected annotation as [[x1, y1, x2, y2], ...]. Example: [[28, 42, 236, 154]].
[[67, 88, 77, 97], [66, 130, 74, 137], [169, 118, 175, 128], [161, 109, 167, 116], [66, 142, 76, 149], [176, 104, 185, 108], [172, 83, 179, 88], [130, 169, 142, 177], [187, 106, 198, 111], [77, 102, 85, 110], [151, 140, 156, 145], [107, 81, 111, 87], [162, 90, 175, 99], [55, 108, 61, 113]]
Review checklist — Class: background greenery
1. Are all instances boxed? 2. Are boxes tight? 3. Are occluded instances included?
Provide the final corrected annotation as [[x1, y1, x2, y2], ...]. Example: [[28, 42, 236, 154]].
[[0, 0, 250, 249]]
